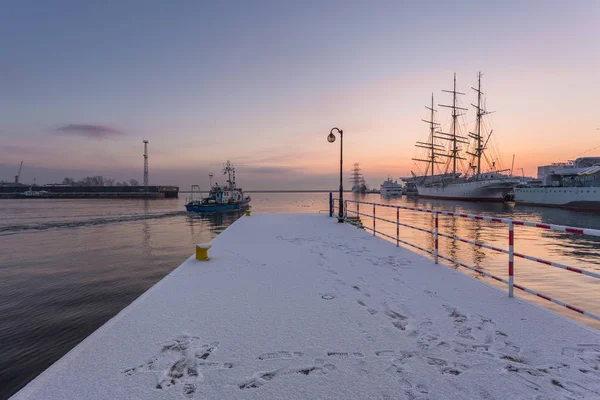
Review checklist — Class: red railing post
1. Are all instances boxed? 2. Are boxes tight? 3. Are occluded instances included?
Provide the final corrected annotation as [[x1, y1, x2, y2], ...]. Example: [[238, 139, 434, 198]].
[[508, 221, 514, 298], [357, 201, 359, 217], [372, 204, 376, 236], [396, 207, 400, 247], [434, 211, 439, 264]]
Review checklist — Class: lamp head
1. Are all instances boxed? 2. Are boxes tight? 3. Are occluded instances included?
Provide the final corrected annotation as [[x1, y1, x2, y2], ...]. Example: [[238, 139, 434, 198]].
[[327, 133, 336, 143]]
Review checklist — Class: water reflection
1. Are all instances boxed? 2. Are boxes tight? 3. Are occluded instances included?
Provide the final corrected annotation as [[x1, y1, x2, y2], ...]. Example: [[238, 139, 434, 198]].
[[186, 210, 245, 235], [471, 220, 486, 270], [141, 200, 153, 258], [363, 193, 600, 329], [446, 215, 460, 267], [515, 205, 600, 229], [382, 195, 600, 266], [426, 212, 435, 254]]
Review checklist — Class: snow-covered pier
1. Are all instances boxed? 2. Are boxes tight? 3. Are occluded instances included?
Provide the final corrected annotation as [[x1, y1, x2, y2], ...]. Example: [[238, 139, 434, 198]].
[[13, 214, 600, 399]]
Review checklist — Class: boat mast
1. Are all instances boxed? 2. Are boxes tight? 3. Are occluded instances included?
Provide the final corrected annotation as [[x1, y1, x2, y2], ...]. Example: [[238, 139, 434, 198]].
[[467, 71, 489, 176], [428, 94, 438, 177], [413, 93, 444, 177], [437, 73, 468, 175], [350, 163, 362, 188], [223, 160, 234, 189]]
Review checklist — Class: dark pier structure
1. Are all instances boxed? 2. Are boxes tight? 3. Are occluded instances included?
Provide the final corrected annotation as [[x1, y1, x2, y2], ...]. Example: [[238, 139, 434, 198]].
[[0, 184, 179, 199]]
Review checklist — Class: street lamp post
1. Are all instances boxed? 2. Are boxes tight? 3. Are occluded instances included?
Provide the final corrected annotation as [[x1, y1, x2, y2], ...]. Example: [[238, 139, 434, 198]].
[[327, 127, 344, 222]]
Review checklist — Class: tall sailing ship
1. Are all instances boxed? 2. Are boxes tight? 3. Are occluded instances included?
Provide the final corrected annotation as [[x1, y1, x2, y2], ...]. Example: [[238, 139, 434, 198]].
[[350, 163, 368, 193], [412, 73, 519, 202]]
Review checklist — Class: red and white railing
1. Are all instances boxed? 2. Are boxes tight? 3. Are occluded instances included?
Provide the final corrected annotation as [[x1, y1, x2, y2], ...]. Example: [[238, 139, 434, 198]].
[[330, 197, 600, 321]]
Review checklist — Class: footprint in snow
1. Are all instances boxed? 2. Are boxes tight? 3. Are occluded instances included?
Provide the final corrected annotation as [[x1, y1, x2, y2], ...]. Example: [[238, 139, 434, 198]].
[[352, 285, 371, 297], [123, 334, 230, 398], [375, 350, 418, 363], [239, 358, 335, 390], [356, 299, 378, 315], [382, 305, 410, 331], [258, 351, 304, 360], [561, 343, 600, 366], [327, 351, 365, 359], [403, 383, 429, 400]]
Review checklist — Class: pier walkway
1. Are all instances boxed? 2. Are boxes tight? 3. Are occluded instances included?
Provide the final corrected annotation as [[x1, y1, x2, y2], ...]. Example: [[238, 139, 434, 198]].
[[13, 214, 600, 399]]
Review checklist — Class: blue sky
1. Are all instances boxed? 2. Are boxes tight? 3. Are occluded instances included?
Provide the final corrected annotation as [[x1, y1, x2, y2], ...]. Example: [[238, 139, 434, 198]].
[[1, 0, 598, 189]]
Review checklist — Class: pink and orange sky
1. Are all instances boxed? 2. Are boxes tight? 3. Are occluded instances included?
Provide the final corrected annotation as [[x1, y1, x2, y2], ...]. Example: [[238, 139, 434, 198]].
[[1, 1, 599, 190]]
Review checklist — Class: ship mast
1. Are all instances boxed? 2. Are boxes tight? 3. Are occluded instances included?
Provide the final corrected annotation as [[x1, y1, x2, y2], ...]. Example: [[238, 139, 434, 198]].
[[223, 160, 235, 189], [467, 71, 490, 177], [413, 93, 444, 177], [350, 163, 362, 187], [437, 73, 468, 175]]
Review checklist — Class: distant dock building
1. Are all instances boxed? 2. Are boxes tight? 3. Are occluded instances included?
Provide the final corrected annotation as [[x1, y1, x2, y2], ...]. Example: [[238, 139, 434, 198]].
[[0, 184, 179, 199]]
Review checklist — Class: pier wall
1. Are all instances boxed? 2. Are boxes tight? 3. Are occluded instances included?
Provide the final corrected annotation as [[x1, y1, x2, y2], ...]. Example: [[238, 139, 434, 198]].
[[0, 185, 179, 199]]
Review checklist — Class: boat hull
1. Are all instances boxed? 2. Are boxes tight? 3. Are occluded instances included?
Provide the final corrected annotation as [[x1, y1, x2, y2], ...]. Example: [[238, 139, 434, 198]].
[[514, 187, 600, 210], [416, 179, 517, 202], [185, 200, 250, 212], [380, 183, 403, 197]]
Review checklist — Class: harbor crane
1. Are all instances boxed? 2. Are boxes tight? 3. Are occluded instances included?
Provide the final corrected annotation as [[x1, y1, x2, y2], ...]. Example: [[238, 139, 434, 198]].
[[15, 161, 23, 184], [143, 140, 149, 189]]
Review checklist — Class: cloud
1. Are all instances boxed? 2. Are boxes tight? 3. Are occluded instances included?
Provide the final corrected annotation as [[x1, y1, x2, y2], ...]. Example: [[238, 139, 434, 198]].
[[0, 144, 37, 154], [55, 124, 123, 139]]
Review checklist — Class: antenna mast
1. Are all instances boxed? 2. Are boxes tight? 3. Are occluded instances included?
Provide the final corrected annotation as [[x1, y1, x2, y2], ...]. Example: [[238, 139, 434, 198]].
[[437, 73, 468, 175], [143, 140, 149, 189], [223, 160, 234, 189]]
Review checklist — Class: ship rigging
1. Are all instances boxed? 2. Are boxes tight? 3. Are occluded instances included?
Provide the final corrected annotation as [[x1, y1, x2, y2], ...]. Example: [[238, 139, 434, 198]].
[[412, 73, 519, 201]]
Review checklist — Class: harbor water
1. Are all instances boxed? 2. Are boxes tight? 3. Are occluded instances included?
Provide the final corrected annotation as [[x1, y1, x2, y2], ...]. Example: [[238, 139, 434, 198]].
[[1, 193, 600, 399]]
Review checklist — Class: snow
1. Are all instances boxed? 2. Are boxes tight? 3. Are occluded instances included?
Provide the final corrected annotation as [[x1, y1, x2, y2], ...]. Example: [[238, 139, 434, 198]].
[[12, 214, 600, 400]]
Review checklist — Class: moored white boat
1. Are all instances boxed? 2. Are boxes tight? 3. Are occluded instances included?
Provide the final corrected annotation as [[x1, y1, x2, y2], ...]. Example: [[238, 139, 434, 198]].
[[515, 187, 600, 210], [514, 158, 600, 210], [380, 177, 403, 196]]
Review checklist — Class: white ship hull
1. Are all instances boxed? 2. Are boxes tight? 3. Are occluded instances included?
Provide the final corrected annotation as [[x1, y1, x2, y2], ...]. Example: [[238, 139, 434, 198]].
[[514, 186, 600, 210], [380, 177, 403, 197], [380, 186, 402, 196], [417, 178, 518, 202]]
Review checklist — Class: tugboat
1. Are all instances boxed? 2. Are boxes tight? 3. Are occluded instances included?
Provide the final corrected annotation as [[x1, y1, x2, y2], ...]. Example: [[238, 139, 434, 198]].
[[185, 161, 251, 212]]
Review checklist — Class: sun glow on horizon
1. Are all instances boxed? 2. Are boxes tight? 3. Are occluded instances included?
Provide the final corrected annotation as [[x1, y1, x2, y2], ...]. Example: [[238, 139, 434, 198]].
[[1, 1, 598, 189]]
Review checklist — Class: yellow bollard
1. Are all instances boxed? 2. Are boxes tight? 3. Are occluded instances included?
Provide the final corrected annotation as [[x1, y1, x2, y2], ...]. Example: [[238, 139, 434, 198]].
[[196, 243, 211, 261], [245, 209, 251, 216]]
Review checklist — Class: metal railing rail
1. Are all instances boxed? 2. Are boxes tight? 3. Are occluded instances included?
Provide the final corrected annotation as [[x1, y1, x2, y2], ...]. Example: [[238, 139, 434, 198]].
[[329, 196, 600, 321]]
